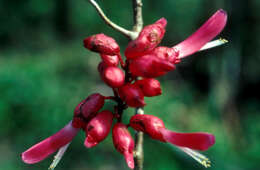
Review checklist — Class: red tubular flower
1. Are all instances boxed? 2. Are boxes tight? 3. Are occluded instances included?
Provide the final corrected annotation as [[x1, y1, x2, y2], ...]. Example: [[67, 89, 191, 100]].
[[102, 66, 125, 88], [100, 54, 119, 66], [84, 110, 114, 148], [125, 18, 167, 59], [135, 78, 162, 97], [112, 123, 135, 169], [118, 83, 146, 107], [130, 114, 215, 151], [72, 93, 105, 128], [152, 46, 180, 64], [173, 9, 227, 59], [129, 54, 175, 78], [21, 121, 79, 164], [83, 33, 120, 55]]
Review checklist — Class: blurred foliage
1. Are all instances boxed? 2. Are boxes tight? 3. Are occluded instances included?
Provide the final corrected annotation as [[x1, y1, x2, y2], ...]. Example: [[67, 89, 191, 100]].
[[0, 0, 260, 170]]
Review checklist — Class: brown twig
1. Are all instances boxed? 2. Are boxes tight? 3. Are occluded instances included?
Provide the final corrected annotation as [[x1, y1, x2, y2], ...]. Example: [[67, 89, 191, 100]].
[[88, 0, 138, 40]]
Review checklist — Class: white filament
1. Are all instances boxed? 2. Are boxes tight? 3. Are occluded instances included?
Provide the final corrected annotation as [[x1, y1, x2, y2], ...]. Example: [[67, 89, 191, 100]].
[[199, 38, 228, 51], [179, 147, 211, 168], [48, 142, 71, 170]]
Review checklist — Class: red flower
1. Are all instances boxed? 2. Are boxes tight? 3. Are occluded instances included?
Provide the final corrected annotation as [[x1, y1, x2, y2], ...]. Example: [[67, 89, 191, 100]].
[[83, 33, 120, 55], [84, 110, 114, 148], [128, 9, 227, 78], [100, 54, 119, 66], [173, 9, 227, 59], [129, 54, 175, 77], [72, 93, 105, 128], [118, 83, 146, 107], [130, 114, 215, 151], [125, 18, 167, 59], [112, 123, 135, 169], [134, 78, 162, 97]]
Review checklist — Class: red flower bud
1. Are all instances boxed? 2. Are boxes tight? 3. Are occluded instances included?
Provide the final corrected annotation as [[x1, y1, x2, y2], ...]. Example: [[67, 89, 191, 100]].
[[118, 83, 145, 107], [130, 114, 215, 151], [84, 110, 114, 148], [112, 123, 134, 169], [152, 46, 180, 64], [102, 66, 125, 88], [97, 61, 107, 76], [129, 54, 175, 78], [100, 54, 119, 66], [125, 18, 167, 59], [83, 33, 120, 55], [135, 78, 162, 97], [72, 93, 105, 128]]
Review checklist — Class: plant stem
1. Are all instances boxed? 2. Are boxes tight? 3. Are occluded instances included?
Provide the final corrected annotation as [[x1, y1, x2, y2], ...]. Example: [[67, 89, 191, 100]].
[[131, 0, 144, 169], [132, 0, 144, 170], [132, 0, 143, 33], [134, 107, 144, 170], [88, 0, 138, 40]]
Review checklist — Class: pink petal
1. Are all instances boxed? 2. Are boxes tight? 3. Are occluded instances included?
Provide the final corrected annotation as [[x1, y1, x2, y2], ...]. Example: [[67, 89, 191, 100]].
[[160, 129, 215, 151], [21, 121, 79, 164], [173, 9, 227, 59]]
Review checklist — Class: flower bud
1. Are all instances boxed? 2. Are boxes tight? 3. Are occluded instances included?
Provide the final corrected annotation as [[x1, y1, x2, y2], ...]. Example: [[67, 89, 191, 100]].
[[112, 123, 134, 169], [72, 93, 105, 128], [152, 46, 180, 64], [125, 18, 167, 59], [84, 110, 114, 148], [118, 83, 145, 107], [135, 78, 162, 97], [83, 33, 120, 55], [129, 54, 175, 78], [100, 54, 119, 66], [102, 66, 125, 88], [130, 114, 215, 151]]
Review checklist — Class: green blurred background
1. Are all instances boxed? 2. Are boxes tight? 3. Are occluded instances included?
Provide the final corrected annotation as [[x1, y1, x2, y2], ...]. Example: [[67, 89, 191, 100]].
[[0, 0, 260, 169]]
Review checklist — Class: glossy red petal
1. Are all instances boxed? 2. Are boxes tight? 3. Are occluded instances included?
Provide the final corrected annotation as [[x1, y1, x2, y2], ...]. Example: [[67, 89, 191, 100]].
[[21, 121, 79, 164], [173, 9, 227, 59], [160, 129, 215, 151]]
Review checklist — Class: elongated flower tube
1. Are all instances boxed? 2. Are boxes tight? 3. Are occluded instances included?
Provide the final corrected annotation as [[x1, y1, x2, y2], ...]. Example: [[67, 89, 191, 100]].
[[130, 114, 215, 151], [125, 18, 167, 59], [84, 110, 114, 148], [112, 123, 135, 169], [72, 93, 105, 128], [129, 54, 175, 78], [21, 121, 79, 164], [173, 9, 227, 59], [118, 83, 146, 107], [135, 78, 162, 97], [83, 33, 120, 55]]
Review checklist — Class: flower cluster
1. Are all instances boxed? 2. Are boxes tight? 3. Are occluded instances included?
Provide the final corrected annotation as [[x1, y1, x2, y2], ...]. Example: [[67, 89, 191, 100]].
[[21, 9, 227, 169]]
